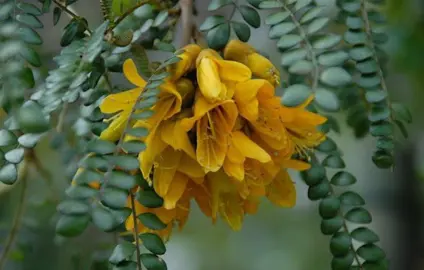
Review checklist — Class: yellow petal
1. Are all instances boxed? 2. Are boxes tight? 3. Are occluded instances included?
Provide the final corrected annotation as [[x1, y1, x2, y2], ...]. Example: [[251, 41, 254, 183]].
[[226, 141, 244, 163], [233, 80, 262, 121], [223, 158, 244, 181], [220, 194, 243, 231], [157, 82, 182, 120], [195, 49, 222, 67], [244, 197, 259, 214], [139, 126, 167, 180], [192, 183, 212, 217], [231, 131, 271, 163], [178, 153, 205, 178], [163, 172, 189, 209], [197, 58, 224, 101], [168, 44, 201, 80], [100, 88, 142, 114], [153, 147, 182, 197], [123, 59, 147, 87], [154, 207, 177, 224], [281, 159, 311, 171], [100, 112, 131, 142], [266, 169, 296, 207], [247, 53, 280, 86], [223, 40, 255, 62], [216, 59, 251, 82], [161, 120, 196, 159]]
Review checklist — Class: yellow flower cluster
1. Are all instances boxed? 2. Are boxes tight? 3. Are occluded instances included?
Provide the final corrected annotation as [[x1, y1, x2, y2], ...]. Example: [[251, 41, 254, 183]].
[[96, 40, 327, 240]]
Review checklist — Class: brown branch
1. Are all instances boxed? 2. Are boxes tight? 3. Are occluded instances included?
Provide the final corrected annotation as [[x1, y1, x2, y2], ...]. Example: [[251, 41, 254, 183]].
[[179, 0, 193, 46]]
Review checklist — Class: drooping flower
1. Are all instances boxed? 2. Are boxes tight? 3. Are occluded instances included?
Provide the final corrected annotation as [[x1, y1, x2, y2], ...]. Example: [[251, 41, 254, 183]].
[[223, 40, 281, 86], [196, 49, 251, 102], [180, 92, 238, 173], [167, 44, 201, 81]]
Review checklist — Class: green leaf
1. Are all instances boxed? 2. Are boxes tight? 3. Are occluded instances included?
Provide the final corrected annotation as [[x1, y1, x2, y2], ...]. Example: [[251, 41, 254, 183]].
[[314, 88, 340, 112], [137, 189, 164, 208], [357, 244, 386, 262], [127, 127, 149, 138], [86, 139, 116, 155], [346, 16, 364, 29], [331, 251, 355, 270], [106, 171, 137, 190], [0, 2, 14, 20], [239, 5, 261, 28], [65, 185, 98, 199], [140, 19, 153, 33], [321, 216, 343, 235], [391, 103, 412, 123], [307, 181, 330, 200], [358, 75, 381, 88], [368, 106, 390, 122], [317, 137, 337, 153], [53, 7, 62, 25], [259, 1, 283, 9], [351, 227, 380, 243], [344, 30, 367, 45], [289, 60, 313, 74], [370, 122, 392, 137], [331, 171, 356, 186], [153, 10, 168, 27], [101, 188, 128, 209], [17, 102, 49, 133], [199, 16, 226, 31], [350, 46, 373, 61], [345, 207, 372, 224], [361, 260, 389, 270], [107, 155, 139, 171], [322, 154, 345, 169], [277, 34, 302, 49], [295, 0, 312, 10], [318, 51, 349, 66], [122, 140, 147, 154], [74, 169, 103, 185], [281, 84, 311, 107], [140, 254, 167, 270], [231, 21, 250, 42], [339, 191, 365, 206], [269, 22, 296, 39], [307, 17, 329, 34], [312, 34, 341, 50], [208, 0, 233, 11], [330, 232, 352, 256], [0, 129, 17, 147], [0, 164, 18, 185], [109, 242, 136, 265], [17, 3, 43, 15], [372, 150, 394, 168], [20, 46, 42, 67], [140, 233, 166, 255], [92, 204, 117, 232], [319, 196, 341, 219], [300, 6, 324, 23], [18, 133, 43, 148], [154, 40, 175, 52], [56, 214, 90, 237], [357, 59, 378, 73], [134, 4, 154, 19], [138, 213, 167, 230], [19, 67, 35, 88], [265, 11, 290, 25], [80, 155, 109, 171], [281, 48, 307, 66], [207, 23, 230, 50], [57, 200, 90, 215], [16, 14, 43, 28], [246, 0, 262, 8], [19, 27, 43, 45], [376, 138, 394, 151], [303, 165, 326, 186], [320, 67, 352, 87], [365, 90, 387, 103], [342, 1, 361, 12]]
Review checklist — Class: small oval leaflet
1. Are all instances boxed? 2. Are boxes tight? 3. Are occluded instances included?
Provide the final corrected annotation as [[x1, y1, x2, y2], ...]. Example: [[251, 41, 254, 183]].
[[281, 84, 311, 107], [314, 88, 340, 112]]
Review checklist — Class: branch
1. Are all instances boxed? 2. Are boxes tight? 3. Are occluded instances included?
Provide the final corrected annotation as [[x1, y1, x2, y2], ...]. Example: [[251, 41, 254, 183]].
[[0, 159, 29, 270], [179, 0, 193, 46], [130, 193, 143, 270]]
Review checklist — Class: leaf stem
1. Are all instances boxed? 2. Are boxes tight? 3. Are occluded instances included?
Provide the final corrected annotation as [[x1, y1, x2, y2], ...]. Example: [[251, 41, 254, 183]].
[[0, 159, 29, 270], [130, 192, 143, 270]]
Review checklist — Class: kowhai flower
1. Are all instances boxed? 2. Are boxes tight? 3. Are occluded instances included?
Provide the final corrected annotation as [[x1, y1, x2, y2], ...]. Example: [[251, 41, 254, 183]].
[[81, 41, 327, 240]]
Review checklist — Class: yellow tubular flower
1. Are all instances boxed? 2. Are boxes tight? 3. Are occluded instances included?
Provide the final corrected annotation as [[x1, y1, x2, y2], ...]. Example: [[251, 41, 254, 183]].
[[280, 96, 327, 156], [180, 92, 238, 173], [196, 49, 252, 102], [265, 169, 296, 207], [168, 44, 201, 81], [223, 40, 281, 86], [99, 59, 146, 141]]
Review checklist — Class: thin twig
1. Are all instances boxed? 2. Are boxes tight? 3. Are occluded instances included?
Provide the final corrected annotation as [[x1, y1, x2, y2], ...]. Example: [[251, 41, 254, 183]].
[[130, 193, 143, 270], [179, 0, 193, 46], [0, 160, 29, 270], [56, 103, 68, 133]]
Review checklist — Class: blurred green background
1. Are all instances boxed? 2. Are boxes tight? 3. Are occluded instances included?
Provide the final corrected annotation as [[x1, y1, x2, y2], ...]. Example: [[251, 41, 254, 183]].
[[1, 0, 424, 269]]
